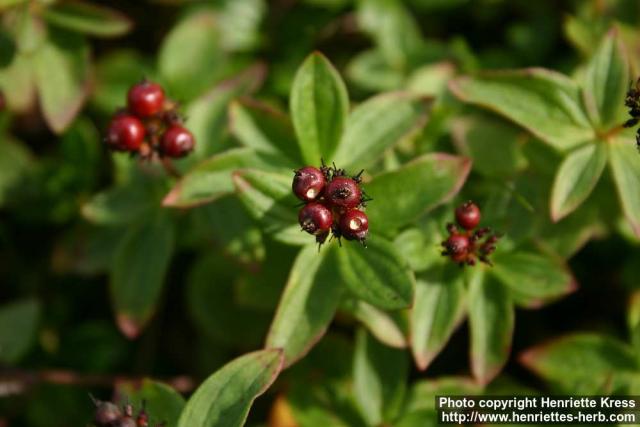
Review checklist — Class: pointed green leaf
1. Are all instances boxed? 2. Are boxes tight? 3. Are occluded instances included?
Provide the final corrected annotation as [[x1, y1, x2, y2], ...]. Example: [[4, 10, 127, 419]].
[[229, 98, 301, 162], [233, 168, 308, 245], [346, 49, 403, 92], [83, 179, 158, 225], [450, 69, 593, 151], [111, 214, 175, 339], [582, 29, 629, 128], [185, 64, 266, 161], [353, 329, 408, 426], [163, 148, 290, 208], [365, 153, 471, 232], [411, 267, 467, 370], [0, 299, 40, 364], [345, 300, 407, 348], [0, 54, 36, 112], [520, 334, 638, 390], [550, 142, 607, 221], [33, 32, 90, 133], [468, 270, 513, 385], [116, 379, 185, 427], [43, 1, 132, 38], [178, 349, 284, 427], [333, 93, 429, 169], [290, 52, 349, 163], [266, 245, 343, 367], [491, 251, 576, 308], [159, 11, 228, 101], [609, 137, 640, 238], [337, 235, 415, 310]]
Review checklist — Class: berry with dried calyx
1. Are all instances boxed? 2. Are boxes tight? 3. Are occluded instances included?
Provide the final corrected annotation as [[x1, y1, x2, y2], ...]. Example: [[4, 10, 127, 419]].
[[128, 80, 165, 118], [299, 202, 333, 235], [105, 115, 146, 152], [455, 201, 481, 230], [324, 176, 362, 209], [339, 209, 369, 242], [161, 125, 195, 158], [292, 166, 326, 202], [442, 234, 470, 263]]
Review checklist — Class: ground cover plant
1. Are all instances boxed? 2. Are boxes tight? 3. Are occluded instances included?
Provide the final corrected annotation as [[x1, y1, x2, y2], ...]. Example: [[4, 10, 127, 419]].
[[1, 0, 640, 426]]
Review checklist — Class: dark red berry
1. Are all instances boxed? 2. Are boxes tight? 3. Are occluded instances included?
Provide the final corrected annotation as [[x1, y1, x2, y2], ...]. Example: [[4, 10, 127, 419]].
[[325, 176, 362, 209], [444, 234, 469, 262], [128, 81, 165, 117], [455, 201, 481, 230], [161, 125, 195, 158], [106, 115, 146, 151], [95, 401, 122, 426], [339, 209, 369, 241], [292, 166, 326, 202], [299, 202, 333, 235]]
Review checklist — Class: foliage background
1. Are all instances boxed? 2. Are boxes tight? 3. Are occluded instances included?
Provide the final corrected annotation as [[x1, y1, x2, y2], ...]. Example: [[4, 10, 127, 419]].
[[1, 0, 640, 425]]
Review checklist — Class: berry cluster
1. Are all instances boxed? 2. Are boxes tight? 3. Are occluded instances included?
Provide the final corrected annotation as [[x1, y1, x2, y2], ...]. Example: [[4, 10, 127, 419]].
[[91, 396, 163, 427], [293, 163, 371, 246], [105, 80, 195, 159], [441, 201, 500, 267]]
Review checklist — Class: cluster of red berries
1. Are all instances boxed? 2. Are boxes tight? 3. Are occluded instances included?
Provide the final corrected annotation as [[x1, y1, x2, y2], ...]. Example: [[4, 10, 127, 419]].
[[105, 80, 195, 159], [293, 162, 371, 246], [91, 395, 163, 427], [441, 201, 500, 267]]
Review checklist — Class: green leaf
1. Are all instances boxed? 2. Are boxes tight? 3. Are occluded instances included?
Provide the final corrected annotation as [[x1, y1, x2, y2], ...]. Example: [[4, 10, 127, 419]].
[[0, 299, 40, 364], [582, 29, 629, 129], [0, 54, 36, 112], [229, 98, 301, 163], [266, 245, 343, 367], [290, 52, 349, 163], [82, 179, 158, 225], [451, 114, 528, 177], [337, 235, 415, 310], [364, 153, 471, 234], [365, 153, 471, 233], [550, 142, 607, 221], [609, 137, 640, 238], [43, 1, 132, 38], [353, 329, 408, 426], [178, 349, 284, 427], [450, 69, 593, 151], [468, 270, 513, 385], [185, 64, 266, 161], [344, 299, 407, 348], [218, 0, 266, 52], [357, 0, 424, 70], [332, 92, 429, 169], [0, 137, 32, 207], [116, 379, 185, 427], [33, 32, 90, 133], [491, 250, 576, 308], [411, 267, 467, 370], [110, 214, 175, 339], [0, 0, 28, 10], [159, 11, 228, 101], [520, 333, 638, 391], [346, 49, 403, 92], [164, 148, 289, 208], [233, 168, 308, 245]]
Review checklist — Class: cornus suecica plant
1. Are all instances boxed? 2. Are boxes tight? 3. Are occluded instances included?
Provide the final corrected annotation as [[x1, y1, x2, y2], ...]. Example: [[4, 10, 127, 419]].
[[293, 162, 370, 246], [105, 80, 195, 160], [441, 201, 500, 266]]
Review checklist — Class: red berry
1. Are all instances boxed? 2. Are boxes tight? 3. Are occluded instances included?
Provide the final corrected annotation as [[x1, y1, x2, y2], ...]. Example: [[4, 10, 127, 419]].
[[292, 166, 326, 201], [127, 81, 165, 117], [325, 176, 362, 209], [455, 201, 481, 230], [299, 202, 333, 235], [444, 234, 469, 262], [339, 209, 369, 241], [161, 125, 195, 158], [106, 115, 146, 151], [95, 402, 122, 425]]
